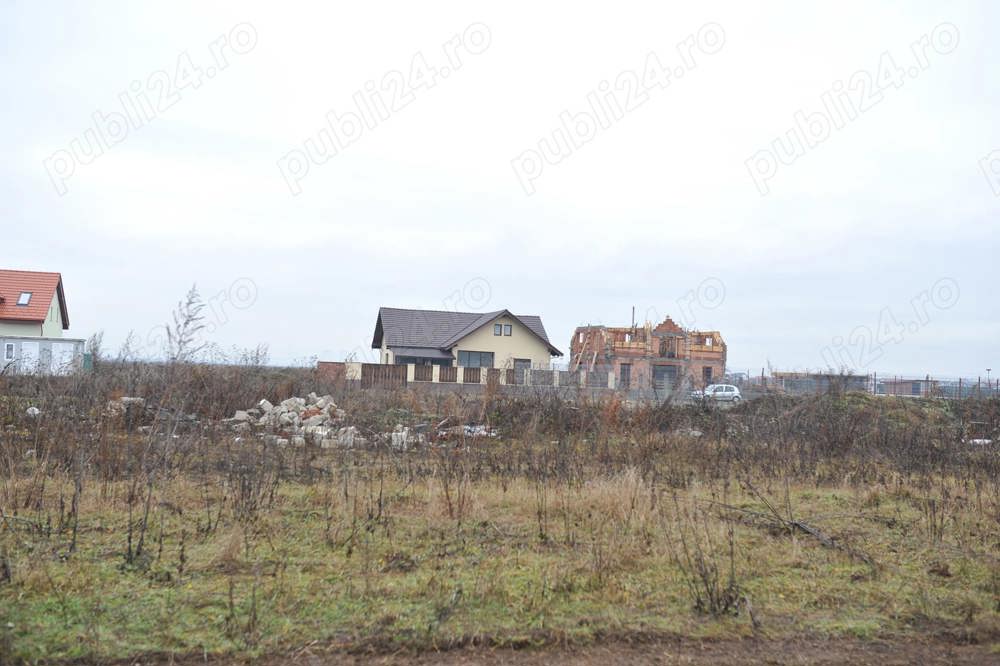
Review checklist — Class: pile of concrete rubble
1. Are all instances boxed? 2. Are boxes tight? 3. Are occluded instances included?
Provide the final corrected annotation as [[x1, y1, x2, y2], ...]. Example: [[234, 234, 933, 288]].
[[220, 392, 432, 450], [105, 392, 495, 449], [221, 392, 370, 448]]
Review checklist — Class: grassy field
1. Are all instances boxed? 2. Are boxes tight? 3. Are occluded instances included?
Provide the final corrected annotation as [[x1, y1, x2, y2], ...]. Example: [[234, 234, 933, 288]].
[[1, 373, 999, 663]]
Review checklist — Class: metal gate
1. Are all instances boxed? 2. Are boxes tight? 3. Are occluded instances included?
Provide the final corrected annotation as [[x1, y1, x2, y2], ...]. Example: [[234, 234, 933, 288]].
[[653, 364, 679, 392], [513, 359, 531, 385]]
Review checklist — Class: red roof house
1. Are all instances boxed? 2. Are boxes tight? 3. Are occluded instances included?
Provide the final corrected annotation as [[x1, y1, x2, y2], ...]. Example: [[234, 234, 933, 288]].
[[0, 269, 84, 375], [0, 269, 70, 336]]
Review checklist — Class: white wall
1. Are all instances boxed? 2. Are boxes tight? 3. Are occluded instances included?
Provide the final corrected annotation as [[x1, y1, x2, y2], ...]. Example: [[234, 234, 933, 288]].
[[450, 315, 554, 369], [0, 320, 41, 336], [40, 298, 64, 337], [0, 336, 84, 375]]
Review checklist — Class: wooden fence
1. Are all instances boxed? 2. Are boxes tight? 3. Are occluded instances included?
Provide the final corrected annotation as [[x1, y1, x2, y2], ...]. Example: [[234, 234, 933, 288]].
[[361, 363, 407, 389]]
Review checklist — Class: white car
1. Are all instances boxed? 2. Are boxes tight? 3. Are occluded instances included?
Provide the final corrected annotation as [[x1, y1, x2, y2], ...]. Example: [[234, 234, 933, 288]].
[[694, 384, 742, 403]]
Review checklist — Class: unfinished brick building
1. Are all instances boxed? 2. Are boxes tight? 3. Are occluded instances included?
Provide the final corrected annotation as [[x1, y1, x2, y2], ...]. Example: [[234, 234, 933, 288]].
[[569, 317, 727, 392]]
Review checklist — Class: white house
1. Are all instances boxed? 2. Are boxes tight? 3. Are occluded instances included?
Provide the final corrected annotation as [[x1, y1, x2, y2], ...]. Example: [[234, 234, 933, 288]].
[[0, 269, 85, 375]]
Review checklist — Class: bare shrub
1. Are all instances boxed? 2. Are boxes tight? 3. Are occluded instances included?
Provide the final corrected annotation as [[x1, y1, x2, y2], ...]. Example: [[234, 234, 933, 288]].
[[666, 494, 744, 617]]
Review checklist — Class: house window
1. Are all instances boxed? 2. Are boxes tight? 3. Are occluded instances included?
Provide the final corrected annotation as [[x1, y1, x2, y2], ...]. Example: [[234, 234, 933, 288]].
[[911, 381, 921, 396], [705, 337, 712, 346], [619, 363, 631, 389], [17, 292, 31, 306], [503, 324, 512, 336], [3, 343, 13, 361], [494, 324, 502, 336], [458, 350, 494, 368]]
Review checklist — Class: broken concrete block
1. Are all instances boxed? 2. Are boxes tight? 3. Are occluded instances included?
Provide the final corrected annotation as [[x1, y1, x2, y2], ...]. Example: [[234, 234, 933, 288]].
[[337, 426, 359, 448], [305, 425, 329, 441], [280, 397, 306, 412], [258, 399, 274, 413], [306, 429, 330, 446], [105, 396, 146, 417], [303, 414, 326, 428]]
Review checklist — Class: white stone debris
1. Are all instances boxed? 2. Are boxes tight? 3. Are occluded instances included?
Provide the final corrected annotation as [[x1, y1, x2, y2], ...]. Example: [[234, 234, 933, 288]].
[[463, 424, 496, 438], [225, 392, 468, 451], [280, 397, 306, 412], [227, 393, 369, 448], [336, 426, 363, 448], [390, 424, 426, 450], [105, 396, 146, 416]]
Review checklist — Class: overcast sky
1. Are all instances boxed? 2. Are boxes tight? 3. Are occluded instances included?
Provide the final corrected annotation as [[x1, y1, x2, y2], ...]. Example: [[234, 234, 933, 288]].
[[2, 1, 998, 377]]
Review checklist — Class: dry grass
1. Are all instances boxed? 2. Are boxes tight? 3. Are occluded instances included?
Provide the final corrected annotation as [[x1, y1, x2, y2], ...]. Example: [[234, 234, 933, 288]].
[[1, 362, 999, 663]]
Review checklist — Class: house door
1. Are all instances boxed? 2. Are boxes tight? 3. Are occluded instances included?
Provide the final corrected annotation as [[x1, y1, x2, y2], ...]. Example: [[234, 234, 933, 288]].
[[702, 366, 713, 385], [20, 341, 39, 374]]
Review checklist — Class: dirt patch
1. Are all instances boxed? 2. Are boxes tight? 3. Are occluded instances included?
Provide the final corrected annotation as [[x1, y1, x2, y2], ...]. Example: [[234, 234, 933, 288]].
[[129, 637, 1000, 666]]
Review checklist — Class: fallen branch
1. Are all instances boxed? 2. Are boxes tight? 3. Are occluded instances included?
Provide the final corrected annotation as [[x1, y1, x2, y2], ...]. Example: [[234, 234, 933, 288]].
[[708, 487, 878, 570]]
